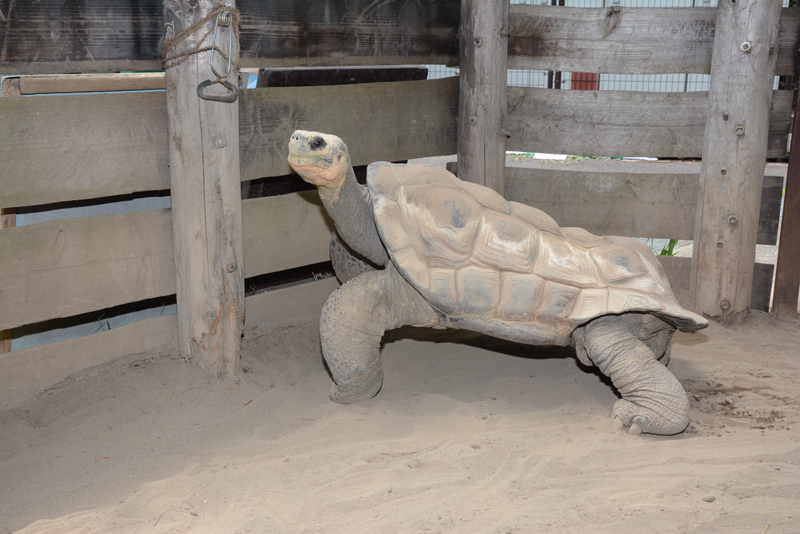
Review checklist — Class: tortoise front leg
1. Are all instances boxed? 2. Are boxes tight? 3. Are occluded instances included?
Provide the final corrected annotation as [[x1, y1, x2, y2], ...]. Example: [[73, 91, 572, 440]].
[[578, 315, 690, 436], [320, 263, 439, 403], [329, 230, 378, 284]]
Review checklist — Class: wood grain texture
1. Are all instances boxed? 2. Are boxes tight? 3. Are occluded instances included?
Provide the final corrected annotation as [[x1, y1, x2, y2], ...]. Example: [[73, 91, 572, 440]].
[[239, 77, 459, 181], [245, 277, 340, 333], [12, 73, 166, 94], [772, 97, 800, 320], [0, 314, 178, 410], [163, 0, 244, 376], [508, 6, 799, 76], [242, 191, 333, 279], [659, 256, 773, 313], [0, 207, 15, 354], [238, 0, 460, 68], [505, 168, 782, 245], [457, 0, 508, 195], [0, 91, 169, 209], [0, 210, 175, 332], [690, 0, 782, 321], [0, 78, 457, 208], [0, 0, 459, 74], [505, 87, 792, 160]]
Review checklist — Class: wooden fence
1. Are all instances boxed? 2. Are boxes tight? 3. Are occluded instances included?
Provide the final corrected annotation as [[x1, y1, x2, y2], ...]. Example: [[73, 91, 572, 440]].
[[1, 0, 797, 409]]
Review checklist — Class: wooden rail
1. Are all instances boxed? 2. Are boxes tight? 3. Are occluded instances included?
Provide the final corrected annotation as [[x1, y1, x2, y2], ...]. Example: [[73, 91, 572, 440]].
[[505, 88, 792, 160], [0, 78, 459, 208], [507, 6, 800, 76]]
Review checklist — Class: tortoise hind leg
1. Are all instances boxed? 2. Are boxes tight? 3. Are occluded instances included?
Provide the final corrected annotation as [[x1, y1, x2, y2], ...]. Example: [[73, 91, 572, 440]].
[[320, 262, 439, 403], [578, 314, 689, 436]]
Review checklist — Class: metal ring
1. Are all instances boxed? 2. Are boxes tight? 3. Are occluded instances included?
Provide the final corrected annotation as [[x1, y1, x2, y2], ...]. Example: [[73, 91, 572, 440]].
[[197, 79, 239, 102]]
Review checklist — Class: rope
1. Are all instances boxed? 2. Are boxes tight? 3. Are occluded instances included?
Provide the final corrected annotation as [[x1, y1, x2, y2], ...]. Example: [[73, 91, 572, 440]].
[[161, 3, 240, 73]]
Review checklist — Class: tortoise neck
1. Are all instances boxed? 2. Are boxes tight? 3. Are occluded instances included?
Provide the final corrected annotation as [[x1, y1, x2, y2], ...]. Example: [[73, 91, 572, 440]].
[[320, 165, 389, 267]]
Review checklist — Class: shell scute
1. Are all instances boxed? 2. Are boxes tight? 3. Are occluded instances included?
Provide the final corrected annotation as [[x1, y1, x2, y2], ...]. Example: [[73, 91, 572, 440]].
[[472, 210, 537, 273], [534, 232, 598, 287], [456, 265, 501, 315]]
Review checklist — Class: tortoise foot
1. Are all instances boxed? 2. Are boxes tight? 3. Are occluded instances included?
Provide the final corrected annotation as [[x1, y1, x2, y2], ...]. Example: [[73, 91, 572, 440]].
[[611, 399, 687, 436], [329, 370, 383, 404]]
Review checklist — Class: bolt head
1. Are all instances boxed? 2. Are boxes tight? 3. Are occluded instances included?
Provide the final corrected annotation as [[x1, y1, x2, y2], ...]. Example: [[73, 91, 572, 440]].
[[720, 300, 731, 311], [727, 215, 738, 225], [215, 135, 227, 148], [225, 261, 237, 273], [740, 41, 752, 52], [469, 115, 478, 125], [734, 126, 745, 136]]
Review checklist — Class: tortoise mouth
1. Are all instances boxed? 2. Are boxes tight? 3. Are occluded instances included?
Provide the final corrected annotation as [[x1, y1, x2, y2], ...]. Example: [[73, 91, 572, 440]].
[[288, 153, 334, 170]]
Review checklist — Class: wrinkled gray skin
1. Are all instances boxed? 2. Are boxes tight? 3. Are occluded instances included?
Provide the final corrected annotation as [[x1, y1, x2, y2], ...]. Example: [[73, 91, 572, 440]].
[[289, 130, 693, 436]]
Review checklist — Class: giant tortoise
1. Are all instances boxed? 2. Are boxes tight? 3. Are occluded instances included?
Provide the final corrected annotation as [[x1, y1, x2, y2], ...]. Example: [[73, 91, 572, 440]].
[[288, 130, 708, 435]]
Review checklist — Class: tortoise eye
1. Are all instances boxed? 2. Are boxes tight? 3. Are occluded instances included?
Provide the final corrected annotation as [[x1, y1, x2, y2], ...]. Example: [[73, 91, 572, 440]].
[[309, 137, 326, 151]]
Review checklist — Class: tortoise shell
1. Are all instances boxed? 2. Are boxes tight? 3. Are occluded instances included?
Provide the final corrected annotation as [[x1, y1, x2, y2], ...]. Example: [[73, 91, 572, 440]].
[[368, 162, 708, 346]]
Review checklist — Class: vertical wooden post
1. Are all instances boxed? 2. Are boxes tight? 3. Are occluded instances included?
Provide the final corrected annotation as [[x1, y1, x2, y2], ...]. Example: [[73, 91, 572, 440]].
[[163, 0, 244, 376], [771, 97, 800, 320], [457, 0, 508, 195], [690, 0, 782, 322], [0, 208, 15, 354]]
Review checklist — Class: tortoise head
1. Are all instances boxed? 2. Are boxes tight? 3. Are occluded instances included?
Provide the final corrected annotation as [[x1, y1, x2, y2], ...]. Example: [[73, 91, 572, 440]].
[[288, 131, 350, 190]]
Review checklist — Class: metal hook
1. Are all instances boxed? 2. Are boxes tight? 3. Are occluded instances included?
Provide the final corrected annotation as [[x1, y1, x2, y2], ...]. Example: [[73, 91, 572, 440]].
[[197, 79, 238, 102], [210, 6, 233, 80]]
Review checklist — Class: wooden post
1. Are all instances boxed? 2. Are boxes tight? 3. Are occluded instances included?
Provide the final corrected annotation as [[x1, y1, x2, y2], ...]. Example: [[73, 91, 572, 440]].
[[772, 98, 800, 320], [456, 0, 508, 195], [690, 0, 782, 322], [0, 208, 15, 354], [163, 0, 244, 376]]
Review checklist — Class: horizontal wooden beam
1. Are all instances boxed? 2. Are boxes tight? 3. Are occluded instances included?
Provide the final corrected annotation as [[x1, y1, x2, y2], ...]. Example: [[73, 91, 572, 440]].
[[242, 191, 333, 279], [505, 167, 782, 245], [0, 0, 459, 75], [658, 256, 773, 313], [2, 73, 166, 95], [1, 78, 458, 208], [0, 314, 177, 410], [0, 210, 175, 331], [508, 5, 799, 76], [506, 88, 792, 159], [239, 77, 460, 180], [0, 91, 170, 208], [0, 275, 339, 410]]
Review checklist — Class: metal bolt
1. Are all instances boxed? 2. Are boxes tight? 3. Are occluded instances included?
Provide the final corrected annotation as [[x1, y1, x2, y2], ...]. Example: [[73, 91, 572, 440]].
[[740, 41, 752, 53], [734, 126, 745, 136], [215, 135, 227, 148], [720, 300, 731, 311], [717, 242, 724, 250], [728, 215, 738, 225], [721, 169, 727, 175], [722, 114, 729, 122], [500, 28, 510, 38], [469, 115, 478, 125], [473, 37, 483, 47], [225, 261, 237, 273]]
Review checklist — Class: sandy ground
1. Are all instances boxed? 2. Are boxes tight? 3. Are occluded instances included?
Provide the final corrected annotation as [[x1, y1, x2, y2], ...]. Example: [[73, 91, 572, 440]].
[[1, 301, 799, 533]]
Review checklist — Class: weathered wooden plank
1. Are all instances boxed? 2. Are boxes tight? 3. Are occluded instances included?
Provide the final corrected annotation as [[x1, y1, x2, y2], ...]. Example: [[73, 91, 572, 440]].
[[0, 0, 459, 74], [0, 210, 175, 332], [1, 78, 457, 208], [508, 6, 799, 76], [8, 73, 166, 94], [239, 0, 460, 68], [505, 88, 792, 159], [659, 256, 773, 313], [245, 277, 340, 333], [772, 97, 800, 320], [242, 191, 333, 279], [690, 0, 782, 322], [0, 208, 14, 354], [239, 77, 460, 181], [457, 0, 508, 195], [0, 314, 178, 410], [163, 0, 244, 376], [505, 168, 782, 245], [0, 92, 169, 209], [0, 0, 164, 74]]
